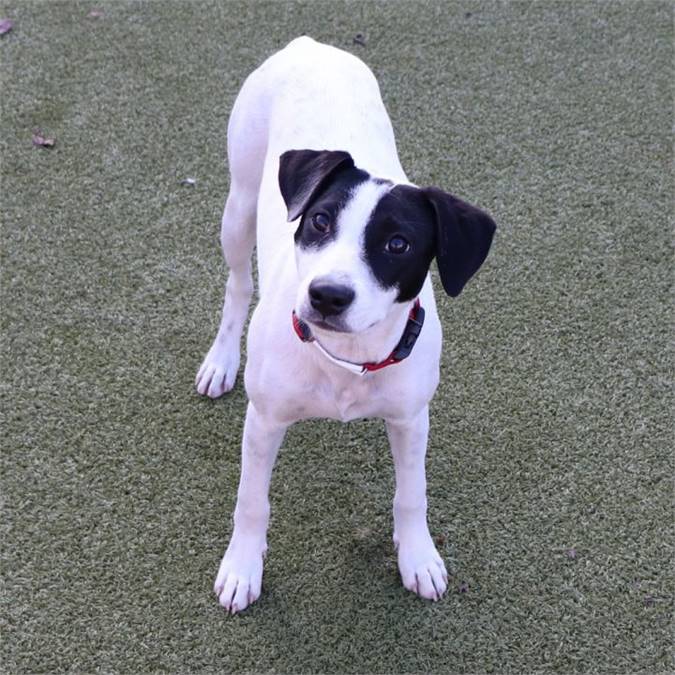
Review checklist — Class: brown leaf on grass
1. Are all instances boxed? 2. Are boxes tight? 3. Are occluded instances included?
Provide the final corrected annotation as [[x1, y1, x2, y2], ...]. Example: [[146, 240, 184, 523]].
[[0, 18, 14, 34], [564, 547, 577, 560], [88, 9, 104, 19], [458, 581, 469, 593], [32, 130, 56, 148], [353, 33, 366, 47]]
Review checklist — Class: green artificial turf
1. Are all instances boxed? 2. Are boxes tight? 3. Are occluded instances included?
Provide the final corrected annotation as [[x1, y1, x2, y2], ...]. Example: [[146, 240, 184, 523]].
[[1, 1, 673, 673]]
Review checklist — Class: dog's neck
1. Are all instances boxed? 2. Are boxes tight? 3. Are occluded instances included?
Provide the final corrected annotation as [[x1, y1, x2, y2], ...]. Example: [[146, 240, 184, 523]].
[[304, 300, 415, 368]]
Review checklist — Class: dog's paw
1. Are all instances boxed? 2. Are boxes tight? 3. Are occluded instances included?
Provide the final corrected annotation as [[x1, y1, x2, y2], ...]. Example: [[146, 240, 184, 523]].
[[214, 540, 265, 614], [195, 341, 240, 398], [395, 534, 448, 601]]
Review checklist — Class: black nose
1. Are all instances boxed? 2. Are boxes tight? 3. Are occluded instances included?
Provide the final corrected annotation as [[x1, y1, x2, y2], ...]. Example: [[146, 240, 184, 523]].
[[308, 281, 355, 316]]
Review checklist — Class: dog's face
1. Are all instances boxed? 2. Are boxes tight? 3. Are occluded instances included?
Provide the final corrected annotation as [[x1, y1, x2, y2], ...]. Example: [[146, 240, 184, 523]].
[[279, 149, 496, 334]]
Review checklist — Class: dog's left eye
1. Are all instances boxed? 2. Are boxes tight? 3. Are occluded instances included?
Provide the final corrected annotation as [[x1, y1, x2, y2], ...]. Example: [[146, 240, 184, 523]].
[[386, 235, 410, 254], [311, 212, 331, 233]]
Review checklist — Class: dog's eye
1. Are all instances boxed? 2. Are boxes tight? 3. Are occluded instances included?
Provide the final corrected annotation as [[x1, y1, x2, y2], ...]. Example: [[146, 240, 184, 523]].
[[386, 235, 410, 254], [311, 212, 331, 233]]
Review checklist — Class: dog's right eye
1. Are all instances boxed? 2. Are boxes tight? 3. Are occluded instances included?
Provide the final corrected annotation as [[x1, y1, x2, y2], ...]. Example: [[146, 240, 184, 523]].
[[311, 212, 331, 234]]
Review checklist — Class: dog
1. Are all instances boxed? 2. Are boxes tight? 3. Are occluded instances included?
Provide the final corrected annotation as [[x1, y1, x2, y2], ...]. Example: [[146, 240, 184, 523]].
[[195, 36, 496, 613]]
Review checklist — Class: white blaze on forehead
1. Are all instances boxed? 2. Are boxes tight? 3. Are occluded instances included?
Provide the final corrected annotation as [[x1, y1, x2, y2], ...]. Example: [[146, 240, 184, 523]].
[[335, 179, 392, 248], [296, 178, 391, 278]]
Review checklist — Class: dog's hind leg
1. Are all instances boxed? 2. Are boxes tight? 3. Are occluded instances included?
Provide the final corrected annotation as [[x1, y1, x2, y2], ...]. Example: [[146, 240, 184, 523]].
[[195, 183, 256, 397], [196, 81, 268, 397]]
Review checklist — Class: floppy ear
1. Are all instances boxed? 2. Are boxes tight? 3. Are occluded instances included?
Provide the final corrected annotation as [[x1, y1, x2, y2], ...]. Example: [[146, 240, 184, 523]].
[[278, 149, 355, 222], [423, 187, 496, 297]]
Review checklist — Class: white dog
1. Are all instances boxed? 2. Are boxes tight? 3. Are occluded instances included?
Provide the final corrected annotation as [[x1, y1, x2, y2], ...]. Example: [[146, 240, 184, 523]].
[[196, 37, 496, 613]]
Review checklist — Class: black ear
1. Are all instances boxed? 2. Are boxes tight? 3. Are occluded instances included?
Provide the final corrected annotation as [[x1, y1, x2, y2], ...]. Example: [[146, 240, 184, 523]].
[[423, 187, 496, 297], [278, 149, 355, 221]]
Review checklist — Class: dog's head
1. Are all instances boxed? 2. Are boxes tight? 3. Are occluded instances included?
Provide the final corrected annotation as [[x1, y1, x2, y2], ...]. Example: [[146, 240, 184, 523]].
[[279, 149, 496, 334]]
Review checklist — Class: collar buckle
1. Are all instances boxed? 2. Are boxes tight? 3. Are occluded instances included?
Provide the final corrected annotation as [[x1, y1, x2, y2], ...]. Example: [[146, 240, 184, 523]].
[[390, 303, 425, 362]]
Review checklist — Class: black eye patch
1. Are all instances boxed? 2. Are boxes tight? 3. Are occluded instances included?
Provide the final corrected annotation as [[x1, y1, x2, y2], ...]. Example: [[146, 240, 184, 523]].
[[363, 185, 436, 302], [293, 166, 369, 249]]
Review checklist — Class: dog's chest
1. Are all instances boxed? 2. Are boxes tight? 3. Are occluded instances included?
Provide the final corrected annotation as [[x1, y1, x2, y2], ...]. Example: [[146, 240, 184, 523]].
[[333, 382, 370, 421], [306, 374, 384, 422]]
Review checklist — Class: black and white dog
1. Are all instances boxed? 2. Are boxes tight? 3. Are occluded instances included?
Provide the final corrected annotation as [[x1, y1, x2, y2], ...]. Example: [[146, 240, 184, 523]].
[[196, 37, 496, 613]]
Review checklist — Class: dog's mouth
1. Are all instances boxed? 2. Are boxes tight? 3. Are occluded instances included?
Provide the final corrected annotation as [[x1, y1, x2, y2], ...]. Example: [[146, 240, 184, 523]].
[[299, 309, 352, 334], [307, 317, 352, 333], [297, 305, 386, 335]]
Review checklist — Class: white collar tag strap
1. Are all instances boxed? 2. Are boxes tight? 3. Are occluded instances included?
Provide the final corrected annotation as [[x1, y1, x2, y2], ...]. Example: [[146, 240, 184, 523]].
[[291, 299, 424, 376]]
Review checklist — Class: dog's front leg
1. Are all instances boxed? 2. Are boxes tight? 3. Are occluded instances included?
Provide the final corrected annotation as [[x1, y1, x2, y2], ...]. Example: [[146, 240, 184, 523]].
[[386, 406, 448, 601], [214, 402, 286, 613]]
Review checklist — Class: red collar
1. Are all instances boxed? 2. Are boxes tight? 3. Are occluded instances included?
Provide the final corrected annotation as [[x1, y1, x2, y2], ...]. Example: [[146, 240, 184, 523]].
[[291, 299, 425, 375]]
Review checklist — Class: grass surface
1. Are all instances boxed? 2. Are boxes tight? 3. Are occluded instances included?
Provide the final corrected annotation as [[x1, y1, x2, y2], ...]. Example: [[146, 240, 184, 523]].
[[1, 1, 673, 673]]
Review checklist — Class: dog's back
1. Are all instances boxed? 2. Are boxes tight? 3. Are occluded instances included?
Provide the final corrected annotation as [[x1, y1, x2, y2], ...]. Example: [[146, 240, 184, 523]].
[[227, 37, 407, 286], [262, 37, 402, 173]]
